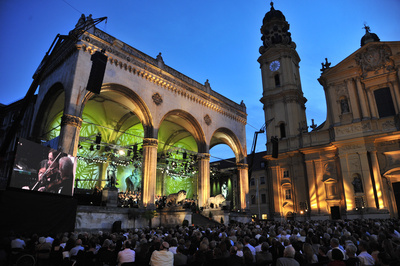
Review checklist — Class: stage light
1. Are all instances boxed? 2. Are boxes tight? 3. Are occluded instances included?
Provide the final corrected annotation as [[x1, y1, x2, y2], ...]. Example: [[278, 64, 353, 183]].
[[132, 144, 138, 152], [183, 152, 187, 159], [119, 149, 125, 156], [127, 149, 132, 157], [96, 145, 100, 150], [90, 144, 94, 151]]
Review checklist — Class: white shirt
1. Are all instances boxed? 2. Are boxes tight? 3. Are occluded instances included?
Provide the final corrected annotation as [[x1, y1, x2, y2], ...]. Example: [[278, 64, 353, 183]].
[[150, 249, 174, 266]]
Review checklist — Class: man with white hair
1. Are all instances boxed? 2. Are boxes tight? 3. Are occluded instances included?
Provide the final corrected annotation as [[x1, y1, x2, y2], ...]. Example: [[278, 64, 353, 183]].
[[276, 246, 300, 266]]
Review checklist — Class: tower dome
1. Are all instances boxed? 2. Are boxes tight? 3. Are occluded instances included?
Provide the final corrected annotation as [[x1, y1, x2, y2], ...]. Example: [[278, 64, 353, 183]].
[[361, 25, 380, 47], [259, 2, 292, 54]]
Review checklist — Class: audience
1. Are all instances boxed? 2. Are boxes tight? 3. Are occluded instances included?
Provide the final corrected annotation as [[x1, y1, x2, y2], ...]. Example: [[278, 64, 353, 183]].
[[2, 218, 400, 266]]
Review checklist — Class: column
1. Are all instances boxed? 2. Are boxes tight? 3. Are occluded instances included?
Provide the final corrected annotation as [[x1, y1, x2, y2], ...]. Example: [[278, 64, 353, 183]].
[[58, 114, 83, 156], [197, 153, 210, 208], [141, 138, 158, 208], [369, 151, 386, 210], [355, 78, 369, 119], [305, 160, 319, 215], [237, 163, 249, 210], [346, 79, 361, 121], [391, 82, 400, 112]]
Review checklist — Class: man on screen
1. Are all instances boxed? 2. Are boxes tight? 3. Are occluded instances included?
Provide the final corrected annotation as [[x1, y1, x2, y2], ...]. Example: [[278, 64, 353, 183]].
[[46, 156, 74, 195]]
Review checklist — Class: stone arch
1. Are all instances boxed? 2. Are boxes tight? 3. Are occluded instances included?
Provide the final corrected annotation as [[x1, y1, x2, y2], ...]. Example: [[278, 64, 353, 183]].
[[31, 82, 65, 141], [158, 109, 207, 153], [210, 127, 246, 163], [82, 83, 154, 138]]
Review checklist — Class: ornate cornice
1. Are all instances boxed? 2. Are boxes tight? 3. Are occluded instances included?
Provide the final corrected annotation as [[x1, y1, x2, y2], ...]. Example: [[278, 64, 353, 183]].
[[79, 30, 247, 125], [61, 114, 83, 128]]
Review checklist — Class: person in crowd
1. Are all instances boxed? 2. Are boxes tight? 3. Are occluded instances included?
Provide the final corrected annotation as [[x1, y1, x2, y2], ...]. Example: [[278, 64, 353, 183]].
[[256, 242, 273, 265], [276, 246, 300, 266], [117, 240, 135, 266], [357, 241, 375, 266], [174, 245, 188, 266], [328, 249, 345, 266], [150, 241, 174, 266]]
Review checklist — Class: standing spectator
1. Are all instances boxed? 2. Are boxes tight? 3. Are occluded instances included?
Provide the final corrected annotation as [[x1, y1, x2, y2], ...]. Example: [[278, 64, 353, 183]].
[[303, 242, 318, 264], [117, 240, 135, 266], [256, 242, 273, 265]]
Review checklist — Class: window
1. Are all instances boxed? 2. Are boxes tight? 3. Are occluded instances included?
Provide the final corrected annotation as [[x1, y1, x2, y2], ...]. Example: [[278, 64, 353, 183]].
[[374, 87, 396, 118], [261, 194, 267, 204], [283, 170, 289, 178], [250, 178, 255, 186], [280, 123, 286, 138], [251, 195, 256, 204], [260, 176, 265, 185], [261, 214, 268, 220], [274, 74, 280, 87], [285, 189, 292, 200]]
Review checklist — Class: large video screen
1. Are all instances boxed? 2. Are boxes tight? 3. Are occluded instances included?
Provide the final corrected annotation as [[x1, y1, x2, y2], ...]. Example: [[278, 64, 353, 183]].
[[9, 138, 76, 196]]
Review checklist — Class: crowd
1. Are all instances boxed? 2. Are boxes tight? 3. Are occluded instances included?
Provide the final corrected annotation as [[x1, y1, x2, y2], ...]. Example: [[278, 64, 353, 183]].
[[2, 218, 400, 266]]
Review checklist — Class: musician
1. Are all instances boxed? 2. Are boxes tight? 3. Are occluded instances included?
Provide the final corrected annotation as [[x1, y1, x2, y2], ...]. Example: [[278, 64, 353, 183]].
[[46, 156, 74, 195], [32, 149, 62, 192]]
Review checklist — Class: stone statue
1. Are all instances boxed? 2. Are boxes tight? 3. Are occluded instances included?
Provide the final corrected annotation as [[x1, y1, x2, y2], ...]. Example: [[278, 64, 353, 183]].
[[106, 162, 117, 188], [165, 190, 187, 206], [207, 194, 226, 209], [340, 99, 350, 114], [221, 183, 228, 199], [125, 167, 141, 193], [352, 176, 363, 193]]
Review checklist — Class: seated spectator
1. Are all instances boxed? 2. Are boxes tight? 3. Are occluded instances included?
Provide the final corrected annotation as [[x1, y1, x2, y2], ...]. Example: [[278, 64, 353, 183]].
[[256, 242, 272, 265], [117, 240, 135, 266], [174, 245, 187, 266], [328, 249, 345, 266], [150, 241, 174, 266], [276, 246, 299, 266]]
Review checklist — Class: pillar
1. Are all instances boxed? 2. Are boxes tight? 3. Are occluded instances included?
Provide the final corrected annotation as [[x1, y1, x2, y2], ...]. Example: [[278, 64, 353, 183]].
[[141, 138, 158, 208], [58, 114, 82, 156], [197, 153, 210, 208], [346, 79, 361, 121], [355, 78, 369, 119], [237, 163, 249, 210], [369, 151, 386, 210]]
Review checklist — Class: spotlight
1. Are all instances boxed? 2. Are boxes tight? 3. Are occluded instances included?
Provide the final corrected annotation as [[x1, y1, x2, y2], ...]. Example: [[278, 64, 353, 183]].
[[119, 149, 125, 156], [90, 144, 94, 151], [96, 145, 100, 150]]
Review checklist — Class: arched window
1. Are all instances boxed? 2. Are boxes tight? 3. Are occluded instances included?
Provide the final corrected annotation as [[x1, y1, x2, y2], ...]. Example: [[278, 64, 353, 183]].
[[280, 123, 286, 138], [274, 74, 280, 87]]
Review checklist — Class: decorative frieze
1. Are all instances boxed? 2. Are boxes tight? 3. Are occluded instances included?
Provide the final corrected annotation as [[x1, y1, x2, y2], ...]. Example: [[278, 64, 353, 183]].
[[335, 122, 371, 136], [142, 138, 158, 147]]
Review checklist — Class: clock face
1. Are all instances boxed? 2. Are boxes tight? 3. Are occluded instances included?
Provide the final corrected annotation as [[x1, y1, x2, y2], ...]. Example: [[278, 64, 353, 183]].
[[269, 60, 280, 71]]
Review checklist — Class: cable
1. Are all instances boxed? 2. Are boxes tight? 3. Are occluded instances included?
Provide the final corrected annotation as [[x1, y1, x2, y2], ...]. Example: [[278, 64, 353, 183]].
[[61, 0, 83, 15]]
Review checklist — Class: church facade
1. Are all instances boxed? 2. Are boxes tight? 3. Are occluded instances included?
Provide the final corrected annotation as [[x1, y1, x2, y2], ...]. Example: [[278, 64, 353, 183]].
[[259, 3, 400, 220]]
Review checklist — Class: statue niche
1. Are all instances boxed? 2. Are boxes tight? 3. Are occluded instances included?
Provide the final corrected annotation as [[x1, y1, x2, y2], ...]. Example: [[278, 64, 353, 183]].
[[352, 174, 364, 193]]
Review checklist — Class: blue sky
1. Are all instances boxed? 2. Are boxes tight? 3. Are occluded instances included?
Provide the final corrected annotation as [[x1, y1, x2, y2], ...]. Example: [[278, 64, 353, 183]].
[[0, 0, 399, 159]]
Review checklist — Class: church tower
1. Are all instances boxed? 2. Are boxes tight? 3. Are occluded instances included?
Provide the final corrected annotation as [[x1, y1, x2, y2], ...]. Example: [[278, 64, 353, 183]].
[[258, 2, 308, 150]]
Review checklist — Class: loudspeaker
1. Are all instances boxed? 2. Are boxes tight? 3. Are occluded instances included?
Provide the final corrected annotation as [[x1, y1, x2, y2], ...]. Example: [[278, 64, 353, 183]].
[[271, 136, 279, 158], [86, 50, 108, 94], [112, 220, 122, 233]]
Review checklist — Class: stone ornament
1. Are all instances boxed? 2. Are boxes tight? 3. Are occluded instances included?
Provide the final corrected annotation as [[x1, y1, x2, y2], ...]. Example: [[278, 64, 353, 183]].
[[355, 44, 393, 76], [152, 92, 163, 105], [204, 114, 212, 125], [61, 114, 82, 128]]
